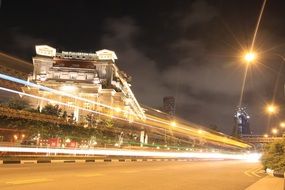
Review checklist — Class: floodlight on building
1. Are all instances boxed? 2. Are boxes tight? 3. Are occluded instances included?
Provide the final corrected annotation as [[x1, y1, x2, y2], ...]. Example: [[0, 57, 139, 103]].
[[59, 85, 77, 92]]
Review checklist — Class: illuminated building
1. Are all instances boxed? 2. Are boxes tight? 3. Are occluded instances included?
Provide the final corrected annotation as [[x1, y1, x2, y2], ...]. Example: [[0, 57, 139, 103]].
[[23, 45, 145, 122], [233, 107, 251, 137]]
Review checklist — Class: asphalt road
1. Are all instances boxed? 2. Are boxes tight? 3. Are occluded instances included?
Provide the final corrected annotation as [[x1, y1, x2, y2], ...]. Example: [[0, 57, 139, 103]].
[[0, 160, 264, 190]]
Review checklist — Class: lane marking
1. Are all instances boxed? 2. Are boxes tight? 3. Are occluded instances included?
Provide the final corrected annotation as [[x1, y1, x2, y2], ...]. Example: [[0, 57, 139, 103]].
[[251, 167, 262, 177], [20, 160, 37, 164], [244, 167, 263, 177], [6, 178, 52, 185], [244, 167, 257, 177]]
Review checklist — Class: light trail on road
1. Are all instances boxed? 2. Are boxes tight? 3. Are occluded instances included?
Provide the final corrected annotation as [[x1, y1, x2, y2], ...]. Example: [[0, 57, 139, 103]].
[[0, 86, 160, 130], [0, 73, 173, 127], [0, 146, 261, 162], [0, 85, 251, 148], [0, 73, 251, 148], [0, 73, 122, 114]]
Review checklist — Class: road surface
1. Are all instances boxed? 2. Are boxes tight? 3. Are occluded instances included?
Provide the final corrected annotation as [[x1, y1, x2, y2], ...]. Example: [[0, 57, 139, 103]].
[[0, 160, 264, 190]]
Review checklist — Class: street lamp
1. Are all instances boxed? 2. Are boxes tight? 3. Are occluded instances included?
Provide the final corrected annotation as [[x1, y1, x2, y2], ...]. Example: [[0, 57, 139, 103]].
[[280, 122, 285, 128], [263, 134, 268, 138], [238, 51, 257, 107], [244, 52, 257, 64], [271, 128, 278, 135], [265, 104, 279, 115]]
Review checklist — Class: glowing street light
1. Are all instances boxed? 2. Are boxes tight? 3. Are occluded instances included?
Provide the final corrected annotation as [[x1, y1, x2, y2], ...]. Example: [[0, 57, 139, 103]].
[[13, 134, 18, 140], [271, 128, 278, 135], [265, 104, 279, 115], [244, 52, 256, 64], [263, 134, 268, 138], [280, 122, 285, 128], [238, 51, 257, 107]]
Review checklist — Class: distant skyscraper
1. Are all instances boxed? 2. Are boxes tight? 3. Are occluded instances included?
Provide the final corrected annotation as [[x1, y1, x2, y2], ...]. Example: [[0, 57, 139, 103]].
[[233, 107, 251, 137], [163, 96, 175, 116]]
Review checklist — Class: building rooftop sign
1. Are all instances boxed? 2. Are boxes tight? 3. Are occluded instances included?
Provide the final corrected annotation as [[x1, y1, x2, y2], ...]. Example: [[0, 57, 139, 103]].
[[35, 45, 56, 57], [61, 51, 97, 60], [96, 49, 118, 62]]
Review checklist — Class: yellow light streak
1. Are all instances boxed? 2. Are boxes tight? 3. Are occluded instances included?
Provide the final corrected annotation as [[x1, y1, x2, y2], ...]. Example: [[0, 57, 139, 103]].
[[0, 86, 251, 149]]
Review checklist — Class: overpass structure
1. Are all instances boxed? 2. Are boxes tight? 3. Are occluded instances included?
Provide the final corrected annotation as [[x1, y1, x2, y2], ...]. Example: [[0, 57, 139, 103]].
[[0, 48, 251, 150], [241, 135, 282, 144]]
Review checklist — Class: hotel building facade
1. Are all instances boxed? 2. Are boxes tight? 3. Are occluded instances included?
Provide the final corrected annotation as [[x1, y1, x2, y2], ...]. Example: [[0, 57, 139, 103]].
[[23, 45, 145, 123]]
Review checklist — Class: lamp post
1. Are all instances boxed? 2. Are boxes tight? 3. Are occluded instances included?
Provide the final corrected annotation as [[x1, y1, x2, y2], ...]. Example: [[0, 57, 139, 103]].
[[238, 52, 257, 107], [234, 52, 256, 138]]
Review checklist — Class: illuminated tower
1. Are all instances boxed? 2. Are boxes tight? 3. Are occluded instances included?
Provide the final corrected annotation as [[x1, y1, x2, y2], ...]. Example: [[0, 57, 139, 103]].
[[233, 107, 251, 137]]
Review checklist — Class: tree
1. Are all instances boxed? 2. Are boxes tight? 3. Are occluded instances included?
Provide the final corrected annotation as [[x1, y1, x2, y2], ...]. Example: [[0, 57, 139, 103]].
[[41, 104, 62, 117], [262, 139, 285, 172], [62, 111, 67, 119], [7, 97, 30, 110], [102, 118, 114, 128], [85, 114, 96, 128]]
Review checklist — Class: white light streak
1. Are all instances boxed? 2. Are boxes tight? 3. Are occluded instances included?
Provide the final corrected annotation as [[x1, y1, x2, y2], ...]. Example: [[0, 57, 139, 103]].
[[0, 73, 251, 148], [0, 74, 130, 116], [0, 73, 168, 125], [0, 146, 260, 161], [0, 86, 166, 132]]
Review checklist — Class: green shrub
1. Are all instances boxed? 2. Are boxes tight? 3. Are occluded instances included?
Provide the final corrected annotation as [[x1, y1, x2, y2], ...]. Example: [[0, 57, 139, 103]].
[[261, 139, 285, 172]]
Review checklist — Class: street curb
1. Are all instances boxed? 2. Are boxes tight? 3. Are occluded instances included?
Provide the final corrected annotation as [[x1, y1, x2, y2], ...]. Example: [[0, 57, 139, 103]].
[[0, 158, 191, 165]]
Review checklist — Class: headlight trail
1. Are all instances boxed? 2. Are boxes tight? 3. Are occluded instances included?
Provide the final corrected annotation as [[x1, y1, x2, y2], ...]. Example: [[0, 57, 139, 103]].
[[0, 86, 172, 135], [0, 73, 174, 125], [0, 85, 251, 148], [0, 73, 251, 148], [0, 73, 208, 133], [0, 146, 261, 161], [0, 73, 123, 114]]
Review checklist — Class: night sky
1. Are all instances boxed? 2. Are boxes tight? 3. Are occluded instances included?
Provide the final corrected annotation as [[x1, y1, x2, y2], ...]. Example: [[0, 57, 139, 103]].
[[1, 0, 285, 135]]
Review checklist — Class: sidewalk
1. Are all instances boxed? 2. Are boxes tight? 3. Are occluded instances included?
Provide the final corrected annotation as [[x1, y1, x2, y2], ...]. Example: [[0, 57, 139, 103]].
[[245, 176, 283, 190]]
